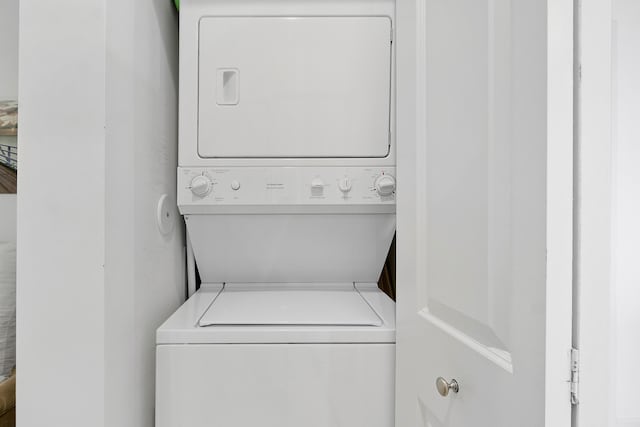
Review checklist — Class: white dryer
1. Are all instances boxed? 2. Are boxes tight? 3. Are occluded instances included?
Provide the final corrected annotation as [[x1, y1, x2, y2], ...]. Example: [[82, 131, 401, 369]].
[[157, 0, 397, 426]]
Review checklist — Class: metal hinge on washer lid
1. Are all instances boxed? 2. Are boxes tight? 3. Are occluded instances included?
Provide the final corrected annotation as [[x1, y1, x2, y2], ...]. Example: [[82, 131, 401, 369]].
[[570, 347, 579, 405]]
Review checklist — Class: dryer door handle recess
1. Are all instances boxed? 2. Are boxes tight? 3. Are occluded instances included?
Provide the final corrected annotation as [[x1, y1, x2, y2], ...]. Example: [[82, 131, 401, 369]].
[[216, 68, 239, 105]]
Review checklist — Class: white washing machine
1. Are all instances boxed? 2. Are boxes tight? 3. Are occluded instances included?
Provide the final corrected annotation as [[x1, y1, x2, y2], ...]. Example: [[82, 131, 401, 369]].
[[156, 1, 397, 426]]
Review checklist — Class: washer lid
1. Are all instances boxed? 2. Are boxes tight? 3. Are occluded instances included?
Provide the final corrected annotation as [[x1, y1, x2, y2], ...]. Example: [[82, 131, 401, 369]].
[[199, 284, 383, 327]]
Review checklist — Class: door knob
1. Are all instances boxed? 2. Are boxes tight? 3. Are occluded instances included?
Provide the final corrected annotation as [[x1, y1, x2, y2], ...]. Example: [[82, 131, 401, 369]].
[[435, 377, 459, 397]]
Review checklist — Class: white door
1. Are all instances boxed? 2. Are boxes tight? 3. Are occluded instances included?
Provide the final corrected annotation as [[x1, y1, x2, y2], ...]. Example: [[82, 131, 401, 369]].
[[395, 0, 574, 426], [198, 17, 392, 159]]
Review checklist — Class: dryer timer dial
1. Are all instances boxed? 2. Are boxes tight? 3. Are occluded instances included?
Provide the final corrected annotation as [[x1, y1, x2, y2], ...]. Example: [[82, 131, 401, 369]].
[[189, 175, 212, 197], [375, 174, 396, 197]]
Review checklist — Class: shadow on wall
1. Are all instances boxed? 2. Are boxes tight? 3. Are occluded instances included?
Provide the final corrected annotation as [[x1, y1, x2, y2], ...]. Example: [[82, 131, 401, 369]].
[[378, 235, 396, 301]]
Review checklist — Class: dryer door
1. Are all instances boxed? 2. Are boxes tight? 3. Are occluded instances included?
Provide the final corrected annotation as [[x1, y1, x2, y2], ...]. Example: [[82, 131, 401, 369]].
[[197, 16, 392, 159]]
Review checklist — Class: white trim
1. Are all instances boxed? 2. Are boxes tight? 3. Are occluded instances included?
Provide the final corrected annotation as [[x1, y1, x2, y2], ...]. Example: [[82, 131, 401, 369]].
[[394, 0, 419, 425], [574, 0, 614, 426], [418, 309, 514, 373], [546, 0, 575, 423]]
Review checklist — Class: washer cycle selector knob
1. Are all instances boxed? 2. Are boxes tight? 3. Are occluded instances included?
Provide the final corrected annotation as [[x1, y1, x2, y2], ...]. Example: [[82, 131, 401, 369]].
[[375, 174, 396, 197], [338, 177, 352, 193], [189, 175, 212, 197]]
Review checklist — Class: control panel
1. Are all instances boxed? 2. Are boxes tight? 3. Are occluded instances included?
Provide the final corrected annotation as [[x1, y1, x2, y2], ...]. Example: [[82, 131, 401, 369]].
[[178, 167, 396, 211]]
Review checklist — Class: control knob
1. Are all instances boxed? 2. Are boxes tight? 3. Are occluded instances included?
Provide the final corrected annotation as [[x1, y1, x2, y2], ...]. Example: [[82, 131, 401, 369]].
[[189, 175, 212, 197], [338, 177, 352, 193], [311, 177, 325, 190], [311, 177, 325, 195], [375, 174, 396, 197]]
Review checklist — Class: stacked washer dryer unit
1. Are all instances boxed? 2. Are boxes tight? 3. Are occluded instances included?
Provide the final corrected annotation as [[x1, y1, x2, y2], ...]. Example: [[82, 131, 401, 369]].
[[156, 0, 397, 426]]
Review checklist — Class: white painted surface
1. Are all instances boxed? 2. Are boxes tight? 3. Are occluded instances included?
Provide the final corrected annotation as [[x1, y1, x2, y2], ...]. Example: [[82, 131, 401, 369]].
[[0, 0, 18, 99], [612, 2, 640, 426], [186, 214, 395, 283], [0, 195, 16, 242], [395, 0, 573, 425], [575, 1, 614, 426], [546, 0, 575, 423], [18, 1, 106, 426], [18, 1, 183, 427], [178, 0, 395, 168], [198, 16, 392, 159], [156, 343, 395, 427], [104, 1, 184, 427]]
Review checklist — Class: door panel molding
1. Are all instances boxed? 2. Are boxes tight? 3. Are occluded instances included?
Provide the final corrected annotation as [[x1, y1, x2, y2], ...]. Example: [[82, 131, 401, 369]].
[[395, 0, 574, 425]]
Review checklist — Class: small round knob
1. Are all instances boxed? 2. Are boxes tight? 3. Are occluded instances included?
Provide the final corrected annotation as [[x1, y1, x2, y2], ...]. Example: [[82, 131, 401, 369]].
[[231, 180, 241, 191], [338, 177, 352, 193], [375, 174, 396, 197], [436, 377, 459, 397], [189, 175, 212, 197]]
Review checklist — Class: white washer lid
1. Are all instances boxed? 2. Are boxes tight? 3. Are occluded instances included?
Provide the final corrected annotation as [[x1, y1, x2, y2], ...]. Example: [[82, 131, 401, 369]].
[[199, 284, 383, 327]]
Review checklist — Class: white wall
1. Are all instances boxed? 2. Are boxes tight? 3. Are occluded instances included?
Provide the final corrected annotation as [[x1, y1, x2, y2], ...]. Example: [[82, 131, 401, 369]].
[[104, 1, 184, 426], [0, 0, 18, 99], [18, 1, 184, 426], [18, 0, 106, 424], [612, 2, 640, 426]]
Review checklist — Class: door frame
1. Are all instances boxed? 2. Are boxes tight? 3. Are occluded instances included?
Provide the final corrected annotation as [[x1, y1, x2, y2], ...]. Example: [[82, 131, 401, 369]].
[[394, 0, 575, 424], [573, 0, 614, 426], [547, 0, 576, 423]]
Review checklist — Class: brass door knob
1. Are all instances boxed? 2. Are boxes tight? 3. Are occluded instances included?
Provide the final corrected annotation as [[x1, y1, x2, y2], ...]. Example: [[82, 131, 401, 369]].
[[436, 377, 459, 397]]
